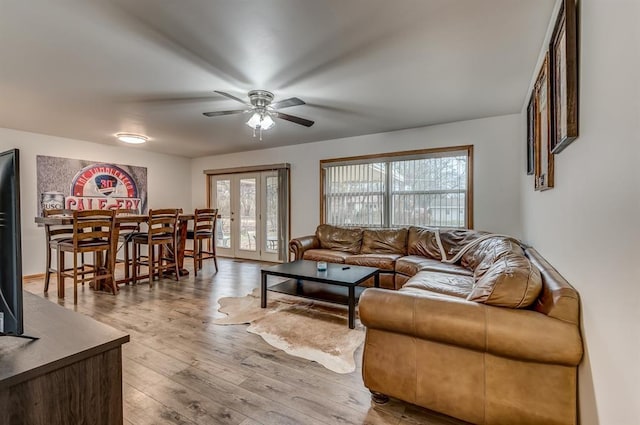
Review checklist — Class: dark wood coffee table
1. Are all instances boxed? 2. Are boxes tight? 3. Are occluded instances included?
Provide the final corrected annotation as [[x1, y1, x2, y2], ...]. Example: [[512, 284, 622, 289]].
[[261, 260, 380, 329]]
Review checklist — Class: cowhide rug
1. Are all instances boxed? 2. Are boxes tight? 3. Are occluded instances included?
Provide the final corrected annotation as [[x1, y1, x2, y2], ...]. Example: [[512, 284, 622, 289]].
[[213, 288, 365, 374]]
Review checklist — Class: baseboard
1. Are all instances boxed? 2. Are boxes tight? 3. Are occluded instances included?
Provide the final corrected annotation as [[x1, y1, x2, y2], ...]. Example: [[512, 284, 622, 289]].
[[23, 273, 46, 282]]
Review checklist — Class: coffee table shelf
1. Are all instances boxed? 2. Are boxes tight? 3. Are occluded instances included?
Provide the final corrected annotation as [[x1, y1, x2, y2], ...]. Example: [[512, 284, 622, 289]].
[[261, 260, 380, 329], [267, 279, 367, 305]]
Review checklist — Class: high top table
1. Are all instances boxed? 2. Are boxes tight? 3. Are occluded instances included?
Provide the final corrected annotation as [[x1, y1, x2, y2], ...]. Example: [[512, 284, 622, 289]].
[[261, 260, 380, 329], [34, 213, 194, 294]]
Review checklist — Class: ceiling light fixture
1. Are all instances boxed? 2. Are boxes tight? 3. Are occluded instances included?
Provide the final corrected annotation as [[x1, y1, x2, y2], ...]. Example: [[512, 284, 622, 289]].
[[116, 133, 148, 144], [204, 90, 314, 142], [245, 110, 275, 141]]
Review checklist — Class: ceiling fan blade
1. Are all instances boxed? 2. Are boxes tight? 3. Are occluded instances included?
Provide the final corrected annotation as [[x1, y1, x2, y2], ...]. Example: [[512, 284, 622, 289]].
[[202, 109, 247, 117], [270, 97, 306, 109], [214, 90, 251, 106], [275, 111, 315, 127]]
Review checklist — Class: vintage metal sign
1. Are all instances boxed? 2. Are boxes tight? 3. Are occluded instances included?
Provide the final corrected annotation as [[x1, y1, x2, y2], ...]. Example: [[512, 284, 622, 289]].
[[36, 156, 147, 215]]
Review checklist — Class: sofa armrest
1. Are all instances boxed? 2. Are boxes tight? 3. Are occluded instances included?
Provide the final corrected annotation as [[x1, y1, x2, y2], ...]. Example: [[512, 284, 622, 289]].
[[289, 235, 320, 260], [359, 288, 583, 366]]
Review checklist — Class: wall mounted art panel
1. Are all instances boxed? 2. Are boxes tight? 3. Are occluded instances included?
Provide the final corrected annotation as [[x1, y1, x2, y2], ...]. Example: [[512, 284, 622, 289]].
[[36, 155, 147, 216]]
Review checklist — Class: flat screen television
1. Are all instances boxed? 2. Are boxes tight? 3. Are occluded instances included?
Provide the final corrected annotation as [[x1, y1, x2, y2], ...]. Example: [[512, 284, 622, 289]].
[[0, 148, 23, 336]]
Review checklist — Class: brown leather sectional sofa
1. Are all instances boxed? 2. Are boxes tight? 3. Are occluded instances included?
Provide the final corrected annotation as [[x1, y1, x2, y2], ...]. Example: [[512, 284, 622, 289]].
[[289, 224, 583, 425]]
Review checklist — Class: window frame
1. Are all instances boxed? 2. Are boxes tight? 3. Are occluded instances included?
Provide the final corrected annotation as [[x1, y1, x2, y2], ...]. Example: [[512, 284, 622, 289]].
[[319, 145, 474, 229]]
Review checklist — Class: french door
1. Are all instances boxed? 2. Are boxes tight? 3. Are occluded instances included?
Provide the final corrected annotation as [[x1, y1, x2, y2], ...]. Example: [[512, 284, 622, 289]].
[[210, 172, 280, 262]]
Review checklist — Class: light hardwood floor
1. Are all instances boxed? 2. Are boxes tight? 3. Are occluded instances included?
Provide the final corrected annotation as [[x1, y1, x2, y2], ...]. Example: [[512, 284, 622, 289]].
[[24, 258, 468, 425]]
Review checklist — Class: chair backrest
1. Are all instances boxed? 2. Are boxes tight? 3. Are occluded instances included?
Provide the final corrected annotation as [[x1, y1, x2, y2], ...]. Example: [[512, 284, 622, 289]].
[[194, 208, 218, 235], [148, 208, 181, 240], [115, 208, 137, 216], [72, 209, 116, 248], [115, 208, 141, 234], [44, 208, 74, 242]]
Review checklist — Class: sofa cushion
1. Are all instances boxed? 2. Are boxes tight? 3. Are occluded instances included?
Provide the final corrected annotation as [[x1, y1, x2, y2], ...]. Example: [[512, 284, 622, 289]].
[[406, 226, 441, 259], [396, 256, 473, 277], [360, 273, 395, 290], [394, 273, 411, 289], [345, 253, 402, 271], [407, 227, 486, 259], [461, 237, 524, 279], [316, 224, 363, 253], [401, 271, 474, 299], [302, 249, 352, 264], [438, 228, 488, 260], [467, 254, 542, 308], [361, 228, 408, 255]]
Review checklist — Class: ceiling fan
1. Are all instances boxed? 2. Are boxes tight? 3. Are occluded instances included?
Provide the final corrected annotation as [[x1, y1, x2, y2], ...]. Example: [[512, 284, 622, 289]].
[[203, 90, 315, 140]]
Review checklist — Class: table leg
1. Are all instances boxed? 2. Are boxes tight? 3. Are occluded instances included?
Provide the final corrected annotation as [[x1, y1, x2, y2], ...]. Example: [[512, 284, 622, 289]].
[[374, 272, 380, 288], [95, 251, 104, 291], [261, 272, 267, 308], [109, 225, 120, 293], [58, 251, 65, 299], [92, 249, 118, 295], [177, 218, 190, 276], [348, 286, 355, 329]]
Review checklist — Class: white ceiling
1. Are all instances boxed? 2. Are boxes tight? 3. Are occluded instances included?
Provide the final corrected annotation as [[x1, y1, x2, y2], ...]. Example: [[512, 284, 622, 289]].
[[0, 0, 555, 158]]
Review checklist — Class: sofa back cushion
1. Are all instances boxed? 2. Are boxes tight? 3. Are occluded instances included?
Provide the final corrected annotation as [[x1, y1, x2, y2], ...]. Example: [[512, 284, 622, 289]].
[[407, 227, 486, 261], [316, 224, 363, 253], [406, 227, 441, 259], [467, 254, 542, 308], [361, 228, 408, 255], [438, 229, 488, 260], [462, 237, 524, 279]]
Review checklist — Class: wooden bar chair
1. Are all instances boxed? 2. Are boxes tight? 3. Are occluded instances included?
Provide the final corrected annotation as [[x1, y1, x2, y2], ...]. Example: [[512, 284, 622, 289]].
[[185, 208, 219, 276], [58, 210, 116, 304], [43, 208, 74, 295], [115, 209, 142, 284], [132, 208, 181, 287]]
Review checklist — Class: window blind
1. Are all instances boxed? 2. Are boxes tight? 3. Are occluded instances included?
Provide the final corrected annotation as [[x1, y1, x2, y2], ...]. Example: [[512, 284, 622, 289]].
[[322, 147, 471, 228]]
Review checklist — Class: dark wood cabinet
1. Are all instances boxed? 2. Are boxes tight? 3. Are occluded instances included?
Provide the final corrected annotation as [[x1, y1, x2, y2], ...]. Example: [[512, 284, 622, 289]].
[[0, 292, 129, 425]]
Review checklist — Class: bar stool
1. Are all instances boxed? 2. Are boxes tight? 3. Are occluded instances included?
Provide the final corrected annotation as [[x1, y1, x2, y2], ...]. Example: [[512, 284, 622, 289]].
[[185, 208, 219, 276], [43, 208, 74, 295], [115, 209, 142, 284], [58, 210, 116, 304], [132, 208, 181, 287]]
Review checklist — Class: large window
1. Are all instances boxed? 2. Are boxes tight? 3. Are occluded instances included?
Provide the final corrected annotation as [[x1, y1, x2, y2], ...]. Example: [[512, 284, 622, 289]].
[[321, 146, 473, 228]]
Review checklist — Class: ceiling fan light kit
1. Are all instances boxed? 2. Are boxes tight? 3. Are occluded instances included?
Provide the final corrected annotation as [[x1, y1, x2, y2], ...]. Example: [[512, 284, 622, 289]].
[[203, 89, 314, 141]]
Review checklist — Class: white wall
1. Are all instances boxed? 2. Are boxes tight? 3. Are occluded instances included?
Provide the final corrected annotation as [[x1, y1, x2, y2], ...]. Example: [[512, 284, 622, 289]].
[[520, 1, 640, 424], [0, 128, 192, 275], [191, 114, 523, 238]]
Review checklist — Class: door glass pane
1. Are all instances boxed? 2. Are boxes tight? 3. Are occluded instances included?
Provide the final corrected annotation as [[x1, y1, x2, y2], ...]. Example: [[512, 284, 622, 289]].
[[215, 180, 231, 248], [265, 176, 279, 253], [239, 178, 256, 251]]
